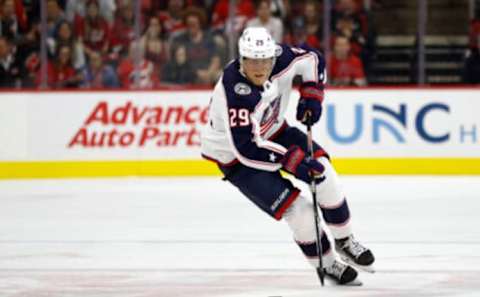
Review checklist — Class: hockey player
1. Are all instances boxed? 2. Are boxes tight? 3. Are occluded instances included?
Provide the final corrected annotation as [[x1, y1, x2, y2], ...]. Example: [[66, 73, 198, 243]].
[[200, 27, 374, 285]]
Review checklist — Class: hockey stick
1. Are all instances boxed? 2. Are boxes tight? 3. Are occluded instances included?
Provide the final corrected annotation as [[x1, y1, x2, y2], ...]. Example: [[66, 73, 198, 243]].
[[306, 114, 325, 286]]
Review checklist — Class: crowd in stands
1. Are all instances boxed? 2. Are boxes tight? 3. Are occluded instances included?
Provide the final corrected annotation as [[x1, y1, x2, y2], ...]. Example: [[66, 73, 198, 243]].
[[0, 0, 375, 89], [0, 0, 478, 89]]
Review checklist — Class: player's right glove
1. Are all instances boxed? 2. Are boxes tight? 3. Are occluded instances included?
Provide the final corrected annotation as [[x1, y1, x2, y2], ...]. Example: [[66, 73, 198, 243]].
[[281, 145, 325, 184]]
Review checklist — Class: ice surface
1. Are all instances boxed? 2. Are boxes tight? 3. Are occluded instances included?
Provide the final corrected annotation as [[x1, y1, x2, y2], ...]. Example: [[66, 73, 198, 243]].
[[1, 176, 480, 296]]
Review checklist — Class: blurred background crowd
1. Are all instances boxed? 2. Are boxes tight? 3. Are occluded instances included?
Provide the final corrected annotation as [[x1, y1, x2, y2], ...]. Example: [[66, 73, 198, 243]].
[[0, 0, 479, 89]]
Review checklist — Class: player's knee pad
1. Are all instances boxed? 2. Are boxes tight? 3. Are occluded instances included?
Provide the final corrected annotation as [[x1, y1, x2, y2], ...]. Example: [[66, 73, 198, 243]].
[[316, 157, 345, 207], [316, 157, 353, 238], [283, 194, 334, 266], [283, 195, 317, 242]]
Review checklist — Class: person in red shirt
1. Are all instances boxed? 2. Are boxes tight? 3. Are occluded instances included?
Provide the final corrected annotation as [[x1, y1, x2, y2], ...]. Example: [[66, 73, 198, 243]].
[[328, 35, 366, 86], [109, 1, 137, 63], [157, 0, 186, 39], [332, 0, 374, 68], [285, 0, 323, 51], [211, 0, 255, 34], [46, 44, 83, 88], [117, 41, 158, 89], [75, 0, 110, 58]]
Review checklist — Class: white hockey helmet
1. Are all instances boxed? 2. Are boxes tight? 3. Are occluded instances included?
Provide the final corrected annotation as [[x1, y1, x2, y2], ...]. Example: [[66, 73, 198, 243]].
[[238, 27, 276, 59]]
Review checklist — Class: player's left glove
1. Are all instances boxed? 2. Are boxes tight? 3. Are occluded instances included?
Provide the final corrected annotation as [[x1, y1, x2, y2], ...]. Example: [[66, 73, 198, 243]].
[[296, 81, 324, 125], [281, 145, 325, 184]]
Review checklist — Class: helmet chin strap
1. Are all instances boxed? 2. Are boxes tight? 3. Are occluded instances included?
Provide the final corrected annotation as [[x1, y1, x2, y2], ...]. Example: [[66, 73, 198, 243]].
[[239, 58, 247, 78]]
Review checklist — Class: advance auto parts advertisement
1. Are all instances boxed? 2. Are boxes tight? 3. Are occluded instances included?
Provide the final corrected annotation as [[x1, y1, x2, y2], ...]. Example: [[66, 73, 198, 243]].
[[26, 91, 209, 161]]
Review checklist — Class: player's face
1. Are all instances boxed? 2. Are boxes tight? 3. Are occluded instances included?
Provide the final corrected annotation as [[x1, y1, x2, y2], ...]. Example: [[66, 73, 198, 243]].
[[242, 57, 274, 86]]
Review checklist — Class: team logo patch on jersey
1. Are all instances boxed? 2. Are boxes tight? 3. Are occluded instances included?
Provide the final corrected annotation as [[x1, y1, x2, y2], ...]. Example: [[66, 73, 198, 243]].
[[275, 45, 283, 57], [234, 83, 252, 95]]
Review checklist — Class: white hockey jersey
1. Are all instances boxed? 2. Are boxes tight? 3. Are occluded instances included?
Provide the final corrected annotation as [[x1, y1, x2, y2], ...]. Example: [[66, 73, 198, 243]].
[[201, 44, 326, 171]]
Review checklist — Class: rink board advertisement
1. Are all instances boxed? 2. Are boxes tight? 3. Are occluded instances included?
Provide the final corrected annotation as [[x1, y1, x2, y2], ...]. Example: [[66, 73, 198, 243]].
[[0, 88, 479, 178]]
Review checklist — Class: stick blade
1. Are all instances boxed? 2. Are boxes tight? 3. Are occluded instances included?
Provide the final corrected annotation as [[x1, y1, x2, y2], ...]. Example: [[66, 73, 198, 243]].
[[316, 267, 325, 286]]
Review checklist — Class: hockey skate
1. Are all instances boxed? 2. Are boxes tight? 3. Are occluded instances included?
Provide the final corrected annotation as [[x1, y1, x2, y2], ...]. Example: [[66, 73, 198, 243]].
[[324, 259, 362, 286], [335, 235, 375, 273]]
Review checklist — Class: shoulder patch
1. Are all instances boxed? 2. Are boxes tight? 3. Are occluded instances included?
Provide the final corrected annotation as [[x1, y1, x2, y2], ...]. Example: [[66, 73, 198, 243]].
[[275, 45, 283, 57], [234, 83, 252, 95]]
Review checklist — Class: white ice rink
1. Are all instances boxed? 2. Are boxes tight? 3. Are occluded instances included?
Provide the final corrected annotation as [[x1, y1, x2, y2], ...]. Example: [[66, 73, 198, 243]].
[[1, 176, 480, 297]]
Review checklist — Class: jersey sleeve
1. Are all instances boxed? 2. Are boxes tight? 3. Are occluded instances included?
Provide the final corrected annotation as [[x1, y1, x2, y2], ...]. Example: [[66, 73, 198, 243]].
[[274, 44, 327, 85], [218, 80, 286, 172]]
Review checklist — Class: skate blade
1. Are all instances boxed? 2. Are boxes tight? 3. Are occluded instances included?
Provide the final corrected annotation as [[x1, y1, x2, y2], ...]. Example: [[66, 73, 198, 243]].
[[326, 276, 363, 286], [344, 278, 363, 286], [339, 255, 376, 273]]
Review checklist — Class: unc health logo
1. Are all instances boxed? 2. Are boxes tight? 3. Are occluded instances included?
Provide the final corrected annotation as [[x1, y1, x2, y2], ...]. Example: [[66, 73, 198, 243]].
[[326, 102, 456, 144], [234, 83, 251, 95]]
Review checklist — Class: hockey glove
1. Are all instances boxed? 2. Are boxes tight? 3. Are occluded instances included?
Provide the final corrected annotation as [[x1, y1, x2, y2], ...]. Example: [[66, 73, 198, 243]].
[[281, 145, 325, 184], [296, 82, 324, 125]]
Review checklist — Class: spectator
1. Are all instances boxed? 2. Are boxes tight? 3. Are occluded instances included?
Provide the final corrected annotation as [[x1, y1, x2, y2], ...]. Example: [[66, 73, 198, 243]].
[[0, 0, 20, 40], [162, 44, 195, 84], [302, 0, 323, 50], [48, 20, 85, 69], [16, 21, 41, 87], [75, 0, 111, 58], [11, 0, 28, 31], [46, 44, 83, 88], [117, 41, 158, 89], [0, 36, 24, 87], [141, 15, 168, 65], [328, 35, 366, 86], [333, 15, 364, 56], [171, 6, 221, 85], [46, 0, 65, 38], [81, 51, 119, 88], [246, 0, 283, 43], [288, 0, 305, 21], [158, 0, 186, 39], [109, 0, 136, 63], [24, 0, 41, 24], [65, 0, 116, 25], [331, 0, 375, 72], [48, 20, 71, 56], [269, 0, 288, 20], [284, 1, 322, 51], [23, 51, 40, 87], [332, 0, 368, 39], [211, 0, 255, 35]]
